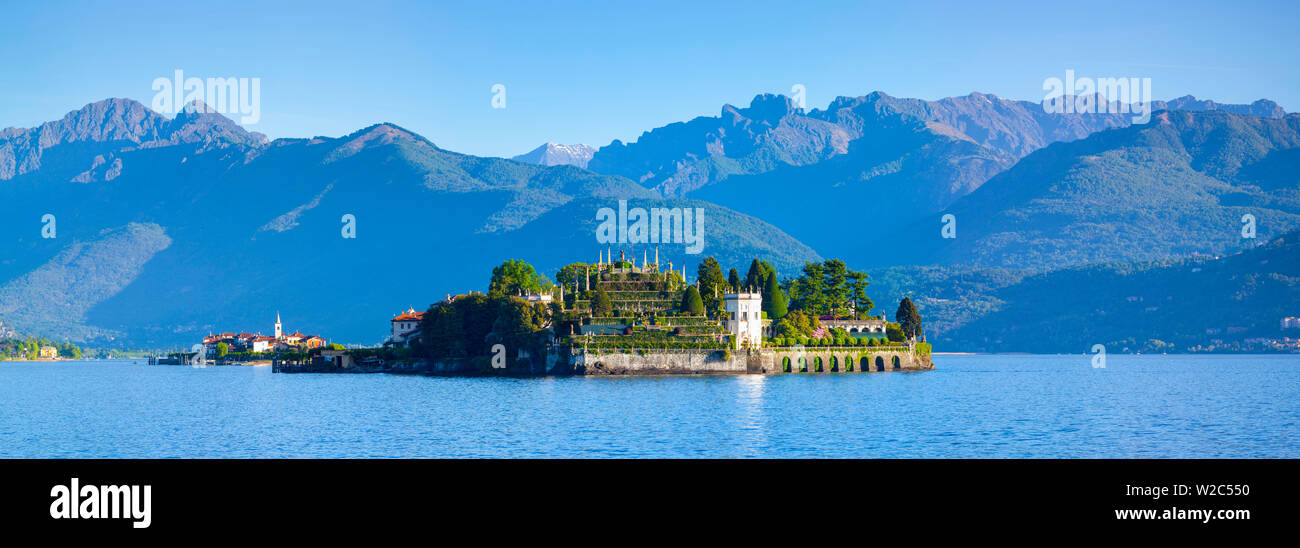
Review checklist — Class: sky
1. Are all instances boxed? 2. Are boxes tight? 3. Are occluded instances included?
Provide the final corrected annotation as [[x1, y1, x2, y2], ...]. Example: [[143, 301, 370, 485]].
[[1, 0, 1296, 158]]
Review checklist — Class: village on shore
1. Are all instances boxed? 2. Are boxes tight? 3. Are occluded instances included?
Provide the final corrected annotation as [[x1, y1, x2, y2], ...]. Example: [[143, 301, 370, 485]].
[[152, 313, 337, 366]]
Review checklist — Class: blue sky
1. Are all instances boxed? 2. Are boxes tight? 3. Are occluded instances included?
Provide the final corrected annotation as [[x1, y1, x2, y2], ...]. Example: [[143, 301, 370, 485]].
[[1, 0, 1296, 157]]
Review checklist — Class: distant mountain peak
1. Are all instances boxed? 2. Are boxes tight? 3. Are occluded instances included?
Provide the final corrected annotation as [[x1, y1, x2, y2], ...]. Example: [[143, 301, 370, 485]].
[[322, 123, 437, 163], [1161, 95, 1285, 118], [727, 93, 802, 121], [178, 99, 217, 115], [511, 142, 595, 168], [0, 97, 268, 181], [343, 123, 428, 144]]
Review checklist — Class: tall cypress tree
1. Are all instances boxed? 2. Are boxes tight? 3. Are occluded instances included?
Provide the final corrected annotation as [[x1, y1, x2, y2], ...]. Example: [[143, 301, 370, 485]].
[[763, 272, 788, 320], [745, 259, 775, 290], [591, 285, 613, 317], [895, 297, 922, 340], [822, 259, 849, 318], [680, 285, 705, 316], [795, 261, 826, 316], [728, 268, 741, 291], [847, 270, 873, 318], [696, 257, 726, 315]]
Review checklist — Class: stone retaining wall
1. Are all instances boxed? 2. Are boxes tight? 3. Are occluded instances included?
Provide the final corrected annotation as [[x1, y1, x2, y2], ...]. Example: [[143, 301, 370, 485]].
[[565, 347, 932, 375]]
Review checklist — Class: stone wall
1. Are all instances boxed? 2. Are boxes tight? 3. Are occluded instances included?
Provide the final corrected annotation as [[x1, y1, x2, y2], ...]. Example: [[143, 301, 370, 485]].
[[281, 346, 932, 376], [564, 347, 931, 375], [571, 349, 747, 375], [752, 348, 933, 374]]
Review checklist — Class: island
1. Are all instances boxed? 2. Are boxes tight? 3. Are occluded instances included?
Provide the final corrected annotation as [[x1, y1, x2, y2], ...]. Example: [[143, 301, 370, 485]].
[[274, 249, 933, 376]]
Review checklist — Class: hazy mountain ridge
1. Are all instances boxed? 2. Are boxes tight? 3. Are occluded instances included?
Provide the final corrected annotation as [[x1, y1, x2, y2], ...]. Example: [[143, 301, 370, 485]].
[[899, 110, 1300, 271], [0, 222, 171, 341], [0, 99, 819, 346], [2, 94, 1296, 350], [938, 229, 1300, 352], [583, 92, 1287, 266], [585, 91, 1285, 204], [0, 98, 267, 181]]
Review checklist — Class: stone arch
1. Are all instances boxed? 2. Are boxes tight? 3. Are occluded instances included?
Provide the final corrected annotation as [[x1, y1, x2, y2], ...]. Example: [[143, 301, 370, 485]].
[[892, 355, 901, 370], [797, 356, 807, 372], [875, 356, 885, 372], [782, 356, 791, 373], [845, 355, 854, 372], [829, 356, 839, 372], [814, 356, 823, 372]]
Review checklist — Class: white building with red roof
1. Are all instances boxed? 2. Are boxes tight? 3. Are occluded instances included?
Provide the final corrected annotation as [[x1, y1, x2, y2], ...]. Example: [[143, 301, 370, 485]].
[[388, 307, 425, 346]]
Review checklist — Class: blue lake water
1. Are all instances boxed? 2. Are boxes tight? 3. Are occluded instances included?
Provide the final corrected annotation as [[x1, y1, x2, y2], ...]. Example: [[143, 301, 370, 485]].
[[1, 354, 1296, 458]]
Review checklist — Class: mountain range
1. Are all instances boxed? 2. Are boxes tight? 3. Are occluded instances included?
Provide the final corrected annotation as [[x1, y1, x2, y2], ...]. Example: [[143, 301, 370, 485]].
[[0, 90, 1295, 350], [585, 92, 1291, 267], [0, 100, 815, 346], [939, 229, 1300, 353], [902, 109, 1300, 270]]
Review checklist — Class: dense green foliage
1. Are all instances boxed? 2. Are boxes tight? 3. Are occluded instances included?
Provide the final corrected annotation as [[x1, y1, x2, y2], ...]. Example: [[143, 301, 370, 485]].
[[488, 259, 551, 296], [785, 259, 874, 318], [772, 310, 819, 339], [0, 337, 83, 360], [416, 293, 550, 363], [554, 263, 590, 293], [885, 322, 905, 342]]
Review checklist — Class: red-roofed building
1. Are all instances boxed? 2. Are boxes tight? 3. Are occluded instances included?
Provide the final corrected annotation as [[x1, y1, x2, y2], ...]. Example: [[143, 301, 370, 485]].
[[293, 335, 323, 349], [387, 307, 425, 346], [249, 335, 277, 353]]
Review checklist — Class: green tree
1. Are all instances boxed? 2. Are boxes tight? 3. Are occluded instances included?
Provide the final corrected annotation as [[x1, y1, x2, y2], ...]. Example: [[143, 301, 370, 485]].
[[762, 272, 787, 320], [216, 342, 229, 358], [663, 268, 684, 290], [679, 285, 705, 315], [590, 285, 613, 317], [895, 297, 923, 340], [886, 322, 905, 343], [822, 259, 849, 317], [696, 257, 726, 315], [772, 309, 818, 339], [727, 268, 741, 292], [491, 297, 544, 352], [419, 303, 466, 360], [488, 259, 550, 296], [554, 262, 590, 292], [744, 259, 775, 290], [847, 270, 873, 318], [790, 261, 826, 316]]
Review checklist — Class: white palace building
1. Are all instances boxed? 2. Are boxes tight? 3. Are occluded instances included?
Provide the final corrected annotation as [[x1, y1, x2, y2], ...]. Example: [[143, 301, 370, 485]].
[[724, 291, 763, 350]]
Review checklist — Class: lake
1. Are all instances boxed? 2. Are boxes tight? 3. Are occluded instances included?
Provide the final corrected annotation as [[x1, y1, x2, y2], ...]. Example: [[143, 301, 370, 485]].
[[1, 354, 1296, 458]]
